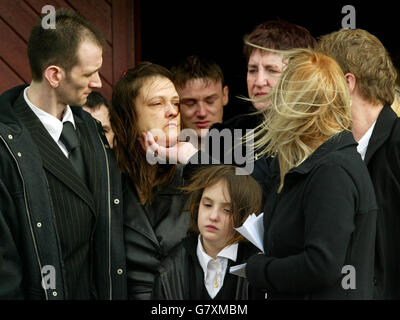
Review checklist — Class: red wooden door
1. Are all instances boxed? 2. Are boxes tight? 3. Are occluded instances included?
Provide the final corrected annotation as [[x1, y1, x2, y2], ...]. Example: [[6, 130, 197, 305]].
[[0, 0, 141, 101]]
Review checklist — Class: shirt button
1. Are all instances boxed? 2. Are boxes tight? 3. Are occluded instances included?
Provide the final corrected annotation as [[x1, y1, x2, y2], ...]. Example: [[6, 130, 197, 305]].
[[8, 134, 13, 140], [114, 199, 120, 205], [17, 152, 22, 157], [37, 222, 42, 228], [52, 291, 57, 297], [117, 269, 123, 275]]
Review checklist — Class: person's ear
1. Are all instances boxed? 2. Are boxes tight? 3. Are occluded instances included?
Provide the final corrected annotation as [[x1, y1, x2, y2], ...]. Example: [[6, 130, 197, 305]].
[[43, 65, 64, 88], [222, 85, 229, 106], [345, 73, 357, 95]]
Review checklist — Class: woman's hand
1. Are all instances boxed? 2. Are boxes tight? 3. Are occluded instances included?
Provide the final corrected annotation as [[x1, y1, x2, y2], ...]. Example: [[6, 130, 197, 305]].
[[142, 131, 198, 164]]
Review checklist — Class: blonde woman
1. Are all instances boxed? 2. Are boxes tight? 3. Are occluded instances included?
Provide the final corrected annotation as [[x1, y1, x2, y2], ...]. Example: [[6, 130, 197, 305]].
[[245, 49, 377, 299]]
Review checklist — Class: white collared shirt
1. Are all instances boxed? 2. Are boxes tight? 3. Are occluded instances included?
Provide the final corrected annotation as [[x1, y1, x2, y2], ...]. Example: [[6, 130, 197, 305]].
[[24, 86, 76, 158], [196, 235, 238, 299], [357, 121, 376, 160]]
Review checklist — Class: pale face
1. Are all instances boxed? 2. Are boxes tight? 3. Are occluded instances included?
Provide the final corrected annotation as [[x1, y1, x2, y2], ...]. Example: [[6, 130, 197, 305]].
[[247, 50, 285, 110], [198, 180, 235, 253], [136, 76, 181, 147], [83, 104, 114, 148], [177, 79, 228, 137], [58, 41, 103, 107]]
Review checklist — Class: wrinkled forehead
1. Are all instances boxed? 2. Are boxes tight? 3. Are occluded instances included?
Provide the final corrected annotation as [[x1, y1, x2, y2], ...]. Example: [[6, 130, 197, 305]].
[[248, 49, 283, 64], [139, 76, 177, 99], [140, 76, 176, 96]]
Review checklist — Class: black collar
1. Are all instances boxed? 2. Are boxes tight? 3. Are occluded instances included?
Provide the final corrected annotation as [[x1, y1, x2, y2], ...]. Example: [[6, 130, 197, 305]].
[[0, 84, 89, 126], [288, 131, 357, 176], [364, 104, 398, 165]]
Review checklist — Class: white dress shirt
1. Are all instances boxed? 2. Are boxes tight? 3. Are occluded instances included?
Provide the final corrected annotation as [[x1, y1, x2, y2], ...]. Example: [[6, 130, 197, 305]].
[[196, 235, 238, 299], [24, 86, 76, 158], [357, 121, 376, 160]]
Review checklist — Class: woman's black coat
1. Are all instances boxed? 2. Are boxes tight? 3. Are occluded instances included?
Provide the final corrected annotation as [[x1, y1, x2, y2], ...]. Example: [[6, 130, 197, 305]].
[[246, 131, 378, 299], [124, 165, 190, 300]]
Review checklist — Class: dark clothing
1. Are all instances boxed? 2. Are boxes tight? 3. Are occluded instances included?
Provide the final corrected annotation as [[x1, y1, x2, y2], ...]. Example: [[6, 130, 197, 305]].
[[0, 85, 126, 300], [246, 131, 378, 299], [212, 103, 263, 132], [152, 235, 262, 300], [124, 165, 191, 300], [204, 103, 263, 173], [13, 93, 96, 299], [365, 105, 400, 299]]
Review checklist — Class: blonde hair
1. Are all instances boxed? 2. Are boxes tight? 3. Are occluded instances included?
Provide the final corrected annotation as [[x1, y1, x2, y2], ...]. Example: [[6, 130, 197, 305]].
[[252, 48, 352, 192], [317, 29, 397, 106], [391, 86, 400, 116]]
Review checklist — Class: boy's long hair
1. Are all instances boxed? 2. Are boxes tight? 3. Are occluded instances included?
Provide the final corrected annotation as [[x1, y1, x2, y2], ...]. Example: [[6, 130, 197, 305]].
[[182, 165, 262, 246]]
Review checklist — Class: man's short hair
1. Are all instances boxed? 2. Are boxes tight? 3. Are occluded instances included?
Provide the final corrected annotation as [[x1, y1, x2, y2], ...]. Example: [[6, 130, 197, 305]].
[[243, 20, 317, 62], [171, 55, 225, 89], [317, 29, 398, 106], [85, 91, 110, 111], [27, 8, 106, 81]]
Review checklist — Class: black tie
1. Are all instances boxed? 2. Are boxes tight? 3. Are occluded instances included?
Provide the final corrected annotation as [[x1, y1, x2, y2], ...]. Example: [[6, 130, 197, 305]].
[[60, 121, 87, 183]]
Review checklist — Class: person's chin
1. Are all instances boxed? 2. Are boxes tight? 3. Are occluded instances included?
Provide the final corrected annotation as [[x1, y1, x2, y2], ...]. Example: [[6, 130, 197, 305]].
[[72, 97, 87, 107]]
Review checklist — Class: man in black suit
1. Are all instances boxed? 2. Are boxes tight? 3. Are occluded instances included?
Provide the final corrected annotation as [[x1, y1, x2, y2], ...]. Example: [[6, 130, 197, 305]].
[[0, 9, 125, 299], [318, 28, 400, 300]]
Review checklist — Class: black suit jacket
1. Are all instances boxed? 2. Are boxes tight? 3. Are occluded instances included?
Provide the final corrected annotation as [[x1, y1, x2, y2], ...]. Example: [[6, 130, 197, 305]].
[[364, 105, 400, 299], [13, 93, 98, 299], [0, 85, 126, 299], [152, 236, 261, 300]]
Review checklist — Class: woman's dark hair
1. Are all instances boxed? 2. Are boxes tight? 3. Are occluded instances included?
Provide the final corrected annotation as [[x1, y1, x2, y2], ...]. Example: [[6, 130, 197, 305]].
[[243, 20, 317, 62], [110, 62, 177, 204], [182, 165, 262, 246]]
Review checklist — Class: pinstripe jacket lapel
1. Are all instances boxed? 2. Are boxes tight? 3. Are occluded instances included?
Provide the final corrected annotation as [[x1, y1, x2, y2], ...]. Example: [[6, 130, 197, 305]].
[[13, 93, 95, 213], [76, 120, 100, 205]]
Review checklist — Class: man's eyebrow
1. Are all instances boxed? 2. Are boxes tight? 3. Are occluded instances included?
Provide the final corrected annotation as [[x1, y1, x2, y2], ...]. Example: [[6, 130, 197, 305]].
[[205, 94, 218, 100], [85, 68, 100, 76], [180, 98, 196, 102]]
